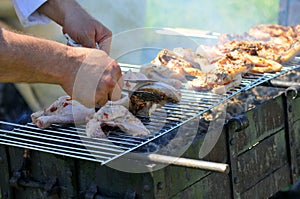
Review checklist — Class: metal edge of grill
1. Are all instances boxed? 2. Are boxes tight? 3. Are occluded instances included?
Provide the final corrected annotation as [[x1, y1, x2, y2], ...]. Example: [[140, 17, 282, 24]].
[[0, 58, 300, 165]]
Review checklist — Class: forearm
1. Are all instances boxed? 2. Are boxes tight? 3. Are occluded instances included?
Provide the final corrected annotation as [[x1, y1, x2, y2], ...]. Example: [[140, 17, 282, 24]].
[[0, 28, 80, 84]]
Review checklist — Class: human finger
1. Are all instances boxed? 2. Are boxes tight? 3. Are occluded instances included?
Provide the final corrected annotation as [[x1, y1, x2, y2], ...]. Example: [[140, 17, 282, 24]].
[[108, 77, 123, 101], [98, 36, 112, 54], [96, 28, 112, 54]]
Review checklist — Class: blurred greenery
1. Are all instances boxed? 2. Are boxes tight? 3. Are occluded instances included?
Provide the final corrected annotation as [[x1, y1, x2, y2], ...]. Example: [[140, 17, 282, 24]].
[[145, 0, 279, 34]]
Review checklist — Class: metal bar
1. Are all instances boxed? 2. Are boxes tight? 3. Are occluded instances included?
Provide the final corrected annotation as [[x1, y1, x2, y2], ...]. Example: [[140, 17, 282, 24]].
[[125, 153, 229, 174], [20, 125, 132, 150], [155, 27, 220, 39], [1, 132, 118, 159], [0, 139, 105, 162], [264, 79, 300, 88], [13, 128, 126, 153], [33, 124, 146, 147]]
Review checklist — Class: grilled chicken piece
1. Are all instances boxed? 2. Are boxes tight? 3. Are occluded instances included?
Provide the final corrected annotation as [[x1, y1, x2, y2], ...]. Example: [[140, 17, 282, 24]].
[[186, 72, 242, 94], [246, 54, 283, 73], [86, 102, 150, 138], [31, 96, 94, 128], [140, 63, 183, 89], [216, 25, 300, 63], [215, 40, 293, 63], [129, 81, 182, 115], [248, 24, 297, 41], [217, 44, 283, 73], [151, 49, 192, 79], [151, 49, 204, 78], [135, 82, 182, 103], [186, 51, 254, 92], [121, 70, 182, 116], [186, 72, 217, 91], [173, 47, 210, 67], [140, 49, 206, 88], [278, 40, 300, 63]]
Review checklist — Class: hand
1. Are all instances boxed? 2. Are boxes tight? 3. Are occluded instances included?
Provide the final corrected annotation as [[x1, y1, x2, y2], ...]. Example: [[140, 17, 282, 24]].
[[0, 28, 121, 108], [61, 48, 123, 107], [38, 0, 112, 54], [62, 4, 112, 54]]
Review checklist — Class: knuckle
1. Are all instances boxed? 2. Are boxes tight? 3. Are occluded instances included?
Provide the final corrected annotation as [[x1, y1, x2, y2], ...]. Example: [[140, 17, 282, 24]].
[[102, 76, 115, 88], [109, 61, 121, 73], [107, 29, 112, 37]]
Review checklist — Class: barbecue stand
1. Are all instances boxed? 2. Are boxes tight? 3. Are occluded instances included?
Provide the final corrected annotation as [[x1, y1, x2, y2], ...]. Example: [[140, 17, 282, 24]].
[[1, 61, 300, 198], [1, 26, 300, 198]]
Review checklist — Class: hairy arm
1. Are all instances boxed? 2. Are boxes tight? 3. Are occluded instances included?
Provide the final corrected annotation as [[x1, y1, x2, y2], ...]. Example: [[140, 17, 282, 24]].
[[0, 28, 78, 83], [0, 28, 122, 107]]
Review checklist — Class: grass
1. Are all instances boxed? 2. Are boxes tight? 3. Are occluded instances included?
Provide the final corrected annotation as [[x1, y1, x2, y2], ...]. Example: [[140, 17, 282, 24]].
[[145, 0, 279, 34]]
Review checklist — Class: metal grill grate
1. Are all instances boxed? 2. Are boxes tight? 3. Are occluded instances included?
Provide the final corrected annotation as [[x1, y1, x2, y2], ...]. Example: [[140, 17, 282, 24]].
[[0, 61, 300, 165]]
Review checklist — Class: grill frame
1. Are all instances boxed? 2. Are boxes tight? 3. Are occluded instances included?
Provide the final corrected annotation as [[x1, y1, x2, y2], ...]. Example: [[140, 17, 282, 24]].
[[0, 60, 300, 165]]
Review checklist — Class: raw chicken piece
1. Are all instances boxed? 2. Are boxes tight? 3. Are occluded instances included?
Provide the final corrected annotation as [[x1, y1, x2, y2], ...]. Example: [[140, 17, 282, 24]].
[[86, 102, 150, 138], [31, 96, 94, 128]]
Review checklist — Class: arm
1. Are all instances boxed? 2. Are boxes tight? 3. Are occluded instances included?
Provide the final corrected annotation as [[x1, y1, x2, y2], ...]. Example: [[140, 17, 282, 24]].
[[0, 28, 71, 83], [38, 0, 112, 53], [0, 28, 122, 107]]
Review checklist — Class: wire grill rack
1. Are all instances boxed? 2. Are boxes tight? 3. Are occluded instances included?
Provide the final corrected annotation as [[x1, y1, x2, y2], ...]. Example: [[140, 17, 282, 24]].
[[0, 61, 300, 165]]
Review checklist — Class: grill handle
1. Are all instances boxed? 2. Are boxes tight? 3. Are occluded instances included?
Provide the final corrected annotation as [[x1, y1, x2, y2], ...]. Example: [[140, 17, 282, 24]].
[[128, 153, 229, 174]]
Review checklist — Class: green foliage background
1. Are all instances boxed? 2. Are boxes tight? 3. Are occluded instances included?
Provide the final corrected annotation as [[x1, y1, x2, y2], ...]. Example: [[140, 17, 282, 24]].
[[145, 0, 279, 34]]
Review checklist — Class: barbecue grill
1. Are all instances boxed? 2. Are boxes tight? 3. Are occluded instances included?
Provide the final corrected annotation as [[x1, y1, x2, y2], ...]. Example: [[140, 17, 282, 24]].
[[2, 24, 300, 198], [0, 63, 299, 165], [1, 59, 300, 198]]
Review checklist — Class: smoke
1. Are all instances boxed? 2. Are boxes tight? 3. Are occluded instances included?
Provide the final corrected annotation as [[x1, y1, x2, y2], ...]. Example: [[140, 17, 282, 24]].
[[79, 0, 279, 36], [144, 0, 279, 34]]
